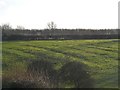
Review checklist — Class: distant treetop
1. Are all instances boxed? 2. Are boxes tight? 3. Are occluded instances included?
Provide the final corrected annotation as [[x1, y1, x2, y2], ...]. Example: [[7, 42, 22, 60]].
[[47, 21, 57, 30]]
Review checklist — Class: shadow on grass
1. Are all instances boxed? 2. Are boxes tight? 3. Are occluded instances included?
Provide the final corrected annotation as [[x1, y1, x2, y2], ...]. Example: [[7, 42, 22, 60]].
[[3, 80, 38, 88]]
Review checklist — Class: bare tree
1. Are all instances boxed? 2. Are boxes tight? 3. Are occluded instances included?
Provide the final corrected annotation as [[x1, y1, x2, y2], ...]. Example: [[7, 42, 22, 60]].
[[16, 25, 25, 30], [1, 23, 12, 30], [47, 21, 57, 30]]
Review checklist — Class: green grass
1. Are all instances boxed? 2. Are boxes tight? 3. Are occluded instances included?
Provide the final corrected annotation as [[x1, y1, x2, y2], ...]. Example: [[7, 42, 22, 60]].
[[2, 39, 118, 88]]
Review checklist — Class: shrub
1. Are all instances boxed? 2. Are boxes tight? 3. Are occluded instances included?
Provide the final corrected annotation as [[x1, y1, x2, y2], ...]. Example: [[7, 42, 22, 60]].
[[59, 61, 95, 88]]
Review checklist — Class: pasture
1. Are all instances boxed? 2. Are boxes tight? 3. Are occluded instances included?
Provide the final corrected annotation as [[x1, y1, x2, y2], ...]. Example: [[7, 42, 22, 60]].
[[2, 39, 118, 88]]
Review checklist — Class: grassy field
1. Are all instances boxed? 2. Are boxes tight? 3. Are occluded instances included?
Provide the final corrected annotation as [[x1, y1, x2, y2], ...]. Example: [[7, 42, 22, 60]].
[[2, 39, 118, 88]]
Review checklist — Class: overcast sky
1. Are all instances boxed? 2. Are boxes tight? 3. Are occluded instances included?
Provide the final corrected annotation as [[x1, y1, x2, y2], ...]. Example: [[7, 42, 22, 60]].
[[0, 0, 119, 29]]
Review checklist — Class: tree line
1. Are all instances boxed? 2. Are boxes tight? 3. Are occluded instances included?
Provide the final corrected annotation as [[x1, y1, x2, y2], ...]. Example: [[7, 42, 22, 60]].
[[0, 23, 119, 41]]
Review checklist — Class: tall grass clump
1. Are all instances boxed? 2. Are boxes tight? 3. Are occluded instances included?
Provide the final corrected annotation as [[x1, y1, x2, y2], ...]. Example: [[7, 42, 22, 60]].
[[2, 61, 55, 88]]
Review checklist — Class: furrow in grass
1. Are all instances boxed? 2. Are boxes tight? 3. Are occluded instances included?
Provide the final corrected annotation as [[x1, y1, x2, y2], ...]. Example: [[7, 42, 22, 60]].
[[21, 44, 117, 71], [3, 48, 36, 60], [13, 44, 101, 71], [4, 45, 72, 70], [64, 45, 118, 60]]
